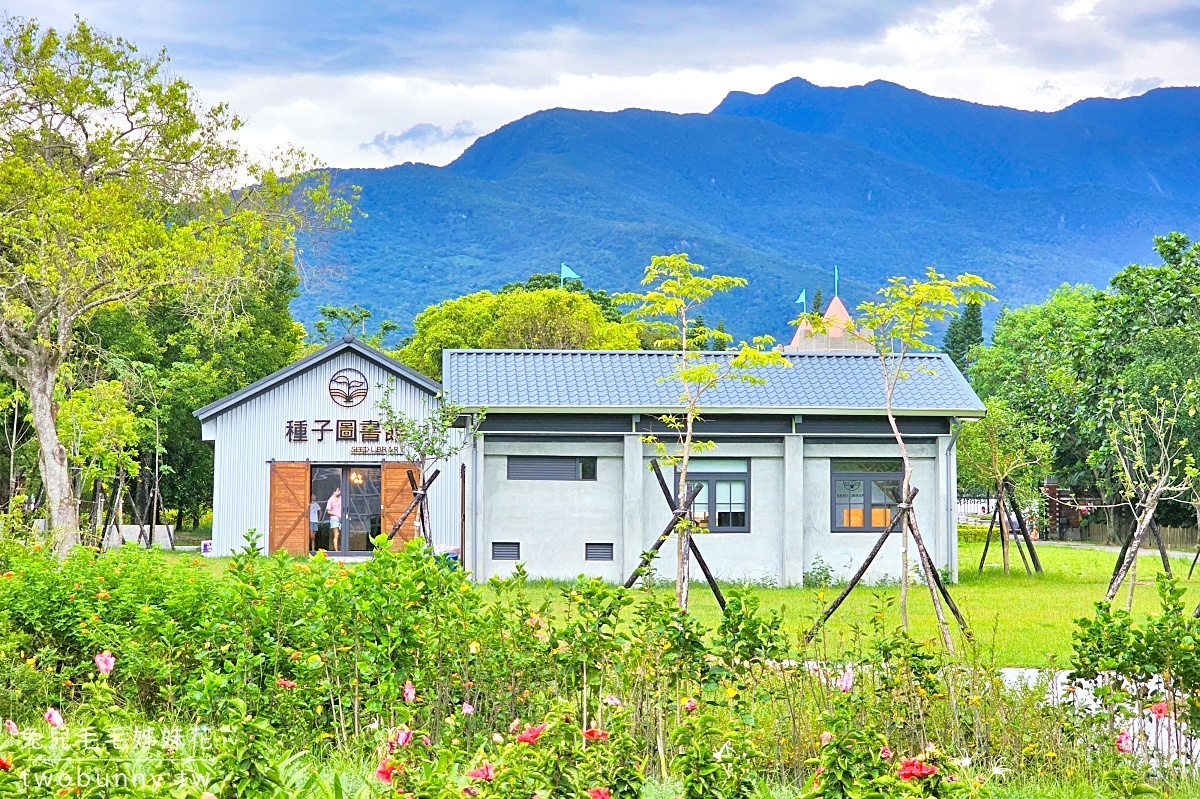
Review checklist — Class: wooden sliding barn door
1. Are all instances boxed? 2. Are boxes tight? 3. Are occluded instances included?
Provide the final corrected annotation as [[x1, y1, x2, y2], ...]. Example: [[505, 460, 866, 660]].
[[381, 462, 420, 547], [269, 462, 310, 555]]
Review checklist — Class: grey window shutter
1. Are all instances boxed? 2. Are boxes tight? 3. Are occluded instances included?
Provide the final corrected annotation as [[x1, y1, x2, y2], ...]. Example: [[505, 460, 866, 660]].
[[507, 456, 579, 480], [585, 542, 614, 561], [492, 541, 521, 560]]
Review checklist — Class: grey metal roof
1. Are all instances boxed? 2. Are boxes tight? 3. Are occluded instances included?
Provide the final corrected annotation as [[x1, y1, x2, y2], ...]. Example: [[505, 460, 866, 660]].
[[443, 350, 985, 416], [194, 336, 441, 422]]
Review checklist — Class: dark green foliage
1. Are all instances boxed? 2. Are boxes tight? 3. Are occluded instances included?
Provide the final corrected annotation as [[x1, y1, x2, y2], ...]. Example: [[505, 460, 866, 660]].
[[942, 303, 983, 374], [294, 99, 1197, 340], [312, 303, 402, 349], [501, 272, 624, 322]]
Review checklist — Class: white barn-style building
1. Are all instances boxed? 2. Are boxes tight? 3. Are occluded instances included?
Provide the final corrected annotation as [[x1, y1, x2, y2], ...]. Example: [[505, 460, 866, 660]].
[[196, 334, 985, 586], [194, 336, 465, 557]]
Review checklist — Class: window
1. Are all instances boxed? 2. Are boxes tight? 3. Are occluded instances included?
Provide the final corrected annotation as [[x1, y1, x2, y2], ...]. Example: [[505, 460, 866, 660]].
[[507, 456, 598, 481], [678, 459, 750, 533], [585, 542, 614, 561], [492, 542, 521, 560], [831, 459, 902, 532]]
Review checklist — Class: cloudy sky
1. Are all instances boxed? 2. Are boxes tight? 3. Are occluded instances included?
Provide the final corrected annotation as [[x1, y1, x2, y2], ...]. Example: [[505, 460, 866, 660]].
[[14, 1, 1200, 168]]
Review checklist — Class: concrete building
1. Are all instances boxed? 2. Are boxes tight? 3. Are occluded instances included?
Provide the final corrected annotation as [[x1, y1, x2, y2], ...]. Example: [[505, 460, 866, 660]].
[[196, 335, 984, 587], [445, 349, 984, 586]]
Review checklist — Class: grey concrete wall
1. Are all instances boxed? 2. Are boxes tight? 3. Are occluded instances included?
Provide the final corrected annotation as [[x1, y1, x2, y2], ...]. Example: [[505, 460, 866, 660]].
[[476, 439, 625, 582], [801, 440, 942, 585], [465, 430, 959, 587], [641, 442, 786, 585]]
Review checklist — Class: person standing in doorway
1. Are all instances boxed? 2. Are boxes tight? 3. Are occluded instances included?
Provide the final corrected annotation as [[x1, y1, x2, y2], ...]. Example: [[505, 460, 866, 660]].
[[326, 486, 343, 549]]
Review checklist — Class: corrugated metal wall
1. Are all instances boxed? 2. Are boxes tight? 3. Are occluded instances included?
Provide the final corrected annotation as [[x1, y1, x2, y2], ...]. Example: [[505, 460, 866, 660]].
[[202, 350, 463, 555]]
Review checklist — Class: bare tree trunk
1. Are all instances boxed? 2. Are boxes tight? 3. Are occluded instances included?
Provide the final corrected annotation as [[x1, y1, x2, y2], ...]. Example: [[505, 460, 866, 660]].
[[26, 357, 78, 553], [1108, 486, 1165, 602], [997, 479, 1011, 574], [6, 392, 17, 511], [675, 414, 694, 611]]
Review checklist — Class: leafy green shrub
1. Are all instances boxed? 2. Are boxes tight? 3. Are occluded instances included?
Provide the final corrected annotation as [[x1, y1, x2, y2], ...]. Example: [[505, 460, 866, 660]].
[[958, 525, 991, 544]]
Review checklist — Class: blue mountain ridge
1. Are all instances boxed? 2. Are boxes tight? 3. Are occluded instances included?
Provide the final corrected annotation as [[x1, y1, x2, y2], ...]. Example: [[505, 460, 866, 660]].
[[297, 79, 1200, 342]]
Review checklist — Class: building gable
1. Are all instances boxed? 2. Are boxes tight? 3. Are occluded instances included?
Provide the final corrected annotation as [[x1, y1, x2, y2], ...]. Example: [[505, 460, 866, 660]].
[[195, 336, 439, 424]]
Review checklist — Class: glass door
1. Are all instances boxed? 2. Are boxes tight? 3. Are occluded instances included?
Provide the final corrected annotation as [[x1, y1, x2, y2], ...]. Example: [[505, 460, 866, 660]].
[[345, 466, 381, 552], [310, 465, 381, 554]]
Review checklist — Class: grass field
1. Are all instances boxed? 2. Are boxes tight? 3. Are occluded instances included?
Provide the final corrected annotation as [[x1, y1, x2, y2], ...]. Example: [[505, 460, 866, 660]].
[[165, 541, 1194, 667]]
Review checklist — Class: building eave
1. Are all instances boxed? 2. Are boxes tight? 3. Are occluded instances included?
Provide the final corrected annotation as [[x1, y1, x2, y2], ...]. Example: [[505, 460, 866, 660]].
[[193, 336, 441, 422]]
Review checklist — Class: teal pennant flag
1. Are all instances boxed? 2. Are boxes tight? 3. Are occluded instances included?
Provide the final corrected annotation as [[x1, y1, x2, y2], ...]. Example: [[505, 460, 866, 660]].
[[795, 289, 807, 312], [560, 263, 581, 282]]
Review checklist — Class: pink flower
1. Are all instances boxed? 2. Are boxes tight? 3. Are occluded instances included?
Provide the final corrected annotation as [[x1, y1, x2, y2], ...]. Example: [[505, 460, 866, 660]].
[[819, 731, 834, 746], [421, 735, 432, 746], [375, 760, 399, 784], [516, 723, 547, 744], [1152, 701, 1170, 719], [462, 702, 474, 715], [389, 729, 413, 750], [880, 746, 893, 759], [587, 789, 612, 799], [897, 759, 938, 780], [275, 678, 297, 689], [44, 708, 63, 728], [403, 681, 416, 703], [1116, 730, 1133, 754], [682, 698, 698, 713], [602, 694, 622, 707], [3, 720, 17, 736], [94, 651, 115, 675], [836, 669, 855, 693], [466, 761, 496, 781], [583, 728, 610, 741]]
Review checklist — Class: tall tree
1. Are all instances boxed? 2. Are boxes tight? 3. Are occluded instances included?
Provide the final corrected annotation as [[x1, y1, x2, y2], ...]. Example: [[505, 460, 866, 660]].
[[0, 18, 350, 548], [942, 301, 983, 374], [312, 304, 401, 349], [958, 397, 1051, 574], [618, 254, 787, 610], [797, 268, 993, 646]]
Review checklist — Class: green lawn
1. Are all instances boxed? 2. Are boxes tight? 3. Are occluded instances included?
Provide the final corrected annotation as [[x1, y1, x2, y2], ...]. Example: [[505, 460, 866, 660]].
[[164, 540, 1194, 667], [519, 542, 1195, 667]]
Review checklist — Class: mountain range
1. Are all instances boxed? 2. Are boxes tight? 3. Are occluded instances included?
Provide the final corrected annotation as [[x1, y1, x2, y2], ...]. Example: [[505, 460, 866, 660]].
[[297, 77, 1200, 341]]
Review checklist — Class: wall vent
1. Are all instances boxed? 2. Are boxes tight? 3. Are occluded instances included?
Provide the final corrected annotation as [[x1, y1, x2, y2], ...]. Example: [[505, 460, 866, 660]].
[[491, 541, 521, 560], [585, 542, 614, 561]]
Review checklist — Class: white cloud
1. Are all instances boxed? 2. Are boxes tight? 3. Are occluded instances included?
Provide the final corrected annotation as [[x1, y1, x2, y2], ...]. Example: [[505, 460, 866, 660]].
[[13, 1, 1200, 168]]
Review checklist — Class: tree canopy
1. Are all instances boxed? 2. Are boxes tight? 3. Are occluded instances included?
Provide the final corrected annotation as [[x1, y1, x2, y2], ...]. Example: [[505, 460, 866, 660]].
[[0, 17, 350, 545], [400, 286, 642, 381]]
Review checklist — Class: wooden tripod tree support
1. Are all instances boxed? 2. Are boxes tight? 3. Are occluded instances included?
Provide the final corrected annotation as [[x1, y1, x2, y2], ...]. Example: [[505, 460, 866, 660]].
[[1107, 490, 1173, 600], [805, 487, 972, 651], [386, 468, 441, 542], [977, 484, 1043, 575], [621, 460, 727, 611]]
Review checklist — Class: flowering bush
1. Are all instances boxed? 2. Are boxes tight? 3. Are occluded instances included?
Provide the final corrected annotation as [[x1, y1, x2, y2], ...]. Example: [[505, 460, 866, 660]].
[[0, 533, 1187, 796]]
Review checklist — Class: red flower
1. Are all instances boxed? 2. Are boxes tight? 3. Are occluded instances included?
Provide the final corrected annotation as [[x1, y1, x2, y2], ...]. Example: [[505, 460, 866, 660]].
[[517, 723, 547, 744], [0, 755, 11, 771], [583, 728, 610, 741], [466, 761, 496, 781], [587, 789, 612, 799], [880, 746, 894, 759], [375, 760, 400, 784], [897, 758, 938, 780], [1152, 701, 1170, 719], [275, 678, 297, 689]]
